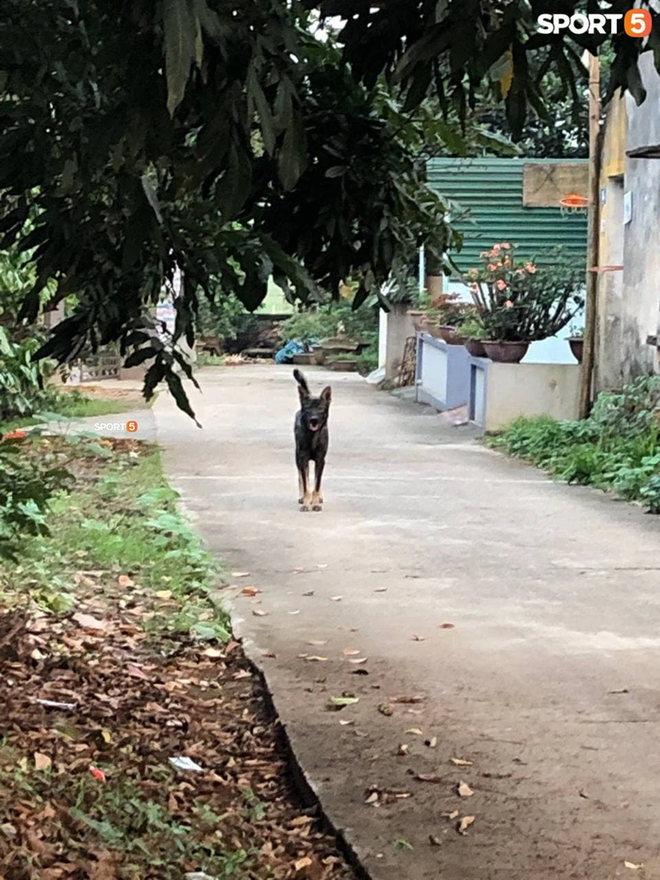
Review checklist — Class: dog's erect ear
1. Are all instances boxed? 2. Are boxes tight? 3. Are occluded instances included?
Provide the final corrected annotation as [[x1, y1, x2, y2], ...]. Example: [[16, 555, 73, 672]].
[[293, 368, 310, 400], [321, 386, 332, 404]]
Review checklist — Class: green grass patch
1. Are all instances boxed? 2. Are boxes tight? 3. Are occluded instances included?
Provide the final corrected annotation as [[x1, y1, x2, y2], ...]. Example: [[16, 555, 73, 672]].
[[54, 395, 144, 418], [0, 767, 251, 879], [486, 376, 660, 513], [1, 438, 229, 641]]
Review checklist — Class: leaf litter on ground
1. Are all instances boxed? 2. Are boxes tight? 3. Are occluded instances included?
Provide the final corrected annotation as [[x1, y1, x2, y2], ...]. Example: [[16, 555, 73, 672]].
[[0, 437, 354, 880]]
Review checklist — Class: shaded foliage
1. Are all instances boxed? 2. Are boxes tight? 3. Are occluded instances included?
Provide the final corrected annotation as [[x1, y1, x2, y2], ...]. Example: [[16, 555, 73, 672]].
[[0, 1, 453, 414]]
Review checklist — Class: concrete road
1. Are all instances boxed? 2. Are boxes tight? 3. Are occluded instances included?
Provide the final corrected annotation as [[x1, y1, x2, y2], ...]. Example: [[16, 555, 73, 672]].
[[155, 365, 660, 880]]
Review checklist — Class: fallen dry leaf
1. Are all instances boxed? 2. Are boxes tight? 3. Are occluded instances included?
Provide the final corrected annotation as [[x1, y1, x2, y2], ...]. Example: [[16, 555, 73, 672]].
[[126, 665, 150, 680], [624, 862, 644, 871], [308, 640, 327, 646], [426, 737, 438, 749], [415, 773, 443, 784], [451, 757, 473, 767], [378, 704, 394, 717], [374, 588, 388, 593], [34, 752, 52, 771], [72, 613, 106, 631], [441, 810, 459, 821], [303, 655, 328, 662], [429, 835, 442, 847], [252, 609, 268, 617], [458, 816, 475, 835], [440, 623, 455, 630], [90, 766, 106, 783], [406, 728, 423, 735], [391, 694, 425, 704], [349, 657, 367, 664], [241, 586, 260, 597], [412, 634, 425, 642], [295, 857, 313, 872], [288, 610, 301, 615], [317, 564, 328, 569], [457, 780, 474, 798], [154, 590, 172, 600], [330, 596, 342, 602], [117, 574, 134, 587], [231, 572, 250, 578], [343, 648, 361, 656], [397, 744, 409, 756], [203, 647, 224, 658], [339, 719, 355, 726], [365, 786, 413, 805], [303, 590, 315, 596]]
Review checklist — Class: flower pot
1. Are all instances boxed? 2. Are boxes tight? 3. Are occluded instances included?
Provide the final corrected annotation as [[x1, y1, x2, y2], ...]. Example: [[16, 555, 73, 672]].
[[441, 326, 468, 346], [464, 338, 487, 358], [482, 341, 529, 363], [328, 359, 358, 372], [292, 352, 319, 366], [407, 311, 430, 333], [568, 338, 584, 364]]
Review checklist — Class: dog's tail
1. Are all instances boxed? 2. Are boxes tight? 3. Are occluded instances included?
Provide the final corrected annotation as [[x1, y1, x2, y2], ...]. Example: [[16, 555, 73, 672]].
[[293, 369, 309, 394]]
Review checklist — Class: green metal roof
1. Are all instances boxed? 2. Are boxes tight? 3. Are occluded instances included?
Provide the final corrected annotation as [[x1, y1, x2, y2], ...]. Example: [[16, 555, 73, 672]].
[[426, 157, 588, 271]]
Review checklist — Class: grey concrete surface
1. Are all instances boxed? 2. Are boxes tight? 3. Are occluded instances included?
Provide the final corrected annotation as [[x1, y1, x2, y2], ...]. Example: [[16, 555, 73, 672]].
[[155, 364, 660, 880]]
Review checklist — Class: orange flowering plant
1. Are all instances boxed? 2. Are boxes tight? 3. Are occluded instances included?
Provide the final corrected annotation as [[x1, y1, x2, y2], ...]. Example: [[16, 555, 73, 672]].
[[463, 243, 584, 342]]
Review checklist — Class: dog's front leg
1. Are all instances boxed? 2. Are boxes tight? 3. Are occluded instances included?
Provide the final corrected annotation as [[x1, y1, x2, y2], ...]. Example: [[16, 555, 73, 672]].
[[310, 458, 325, 511], [298, 461, 312, 511]]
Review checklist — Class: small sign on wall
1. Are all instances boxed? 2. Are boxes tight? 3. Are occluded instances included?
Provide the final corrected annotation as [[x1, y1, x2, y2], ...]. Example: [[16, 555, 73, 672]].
[[624, 191, 633, 224]]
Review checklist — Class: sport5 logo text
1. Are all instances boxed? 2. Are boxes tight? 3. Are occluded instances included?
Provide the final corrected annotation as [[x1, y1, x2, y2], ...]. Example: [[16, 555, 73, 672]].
[[94, 420, 138, 433], [537, 10, 652, 36]]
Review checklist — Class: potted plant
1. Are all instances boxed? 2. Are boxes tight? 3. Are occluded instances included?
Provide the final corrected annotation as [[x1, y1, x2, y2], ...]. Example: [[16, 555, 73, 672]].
[[326, 352, 359, 372], [567, 324, 584, 363], [460, 315, 488, 358], [463, 243, 584, 364], [413, 290, 470, 343]]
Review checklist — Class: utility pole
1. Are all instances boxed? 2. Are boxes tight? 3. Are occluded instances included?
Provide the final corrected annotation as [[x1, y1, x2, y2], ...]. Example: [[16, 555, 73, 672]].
[[579, 51, 601, 419]]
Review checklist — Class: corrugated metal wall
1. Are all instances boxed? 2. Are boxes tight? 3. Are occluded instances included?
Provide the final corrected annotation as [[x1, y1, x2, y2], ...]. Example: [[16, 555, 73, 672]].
[[426, 158, 588, 271]]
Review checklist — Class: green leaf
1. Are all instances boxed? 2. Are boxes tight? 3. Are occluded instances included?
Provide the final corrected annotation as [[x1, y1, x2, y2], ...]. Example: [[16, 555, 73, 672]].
[[278, 110, 307, 191], [124, 347, 156, 368], [163, 0, 197, 117], [329, 696, 359, 706], [141, 176, 164, 225], [325, 166, 347, 178]]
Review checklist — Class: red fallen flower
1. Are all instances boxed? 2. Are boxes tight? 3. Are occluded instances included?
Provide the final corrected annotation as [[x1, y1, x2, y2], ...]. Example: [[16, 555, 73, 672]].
[[90, 766, 106, 782], [3, 430, 26, 440]]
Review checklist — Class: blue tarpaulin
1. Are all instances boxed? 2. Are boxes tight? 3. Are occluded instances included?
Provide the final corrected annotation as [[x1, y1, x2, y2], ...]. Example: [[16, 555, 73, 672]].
[[274, 339, 319, 363]]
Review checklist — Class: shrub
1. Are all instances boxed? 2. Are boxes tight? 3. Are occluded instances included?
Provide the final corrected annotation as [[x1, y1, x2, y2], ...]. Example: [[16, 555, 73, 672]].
[[487, 376, 660, 512], [0, 439, 72, 559], [465, 243, 584, 342]]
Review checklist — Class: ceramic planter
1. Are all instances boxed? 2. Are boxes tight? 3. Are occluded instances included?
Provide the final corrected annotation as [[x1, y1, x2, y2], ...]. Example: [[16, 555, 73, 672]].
[[481, 341, 530, 363], [464, 338, 488, 358], [407, 311, 430, 333], [437, 325, 468, 346], [568, 338, 584, 363], [328, 359, 358, 372]]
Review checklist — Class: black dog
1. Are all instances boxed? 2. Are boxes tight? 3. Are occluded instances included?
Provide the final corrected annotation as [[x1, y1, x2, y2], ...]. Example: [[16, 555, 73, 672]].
[[293, 369, 331, 512]]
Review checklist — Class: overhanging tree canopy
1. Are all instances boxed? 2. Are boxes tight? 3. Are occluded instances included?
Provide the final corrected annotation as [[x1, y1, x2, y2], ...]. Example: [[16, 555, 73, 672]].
[[0, 0, 656, 412]]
